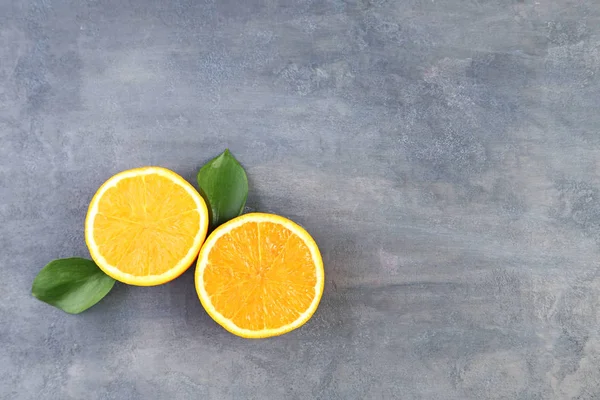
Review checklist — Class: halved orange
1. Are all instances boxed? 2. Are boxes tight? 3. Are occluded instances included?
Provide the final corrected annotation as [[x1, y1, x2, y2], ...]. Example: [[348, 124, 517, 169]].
[[195, 213, 324, 338], [85, 167, 209, 286]]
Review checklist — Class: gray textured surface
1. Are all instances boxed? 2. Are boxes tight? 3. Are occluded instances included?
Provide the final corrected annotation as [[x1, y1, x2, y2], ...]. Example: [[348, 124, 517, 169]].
[[2, 0, 600, 398]]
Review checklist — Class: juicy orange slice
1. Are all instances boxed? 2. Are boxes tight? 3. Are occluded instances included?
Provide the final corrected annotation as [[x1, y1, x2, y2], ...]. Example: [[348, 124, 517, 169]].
[[85, 167, 209, 286], [195, 213, 324, 338]]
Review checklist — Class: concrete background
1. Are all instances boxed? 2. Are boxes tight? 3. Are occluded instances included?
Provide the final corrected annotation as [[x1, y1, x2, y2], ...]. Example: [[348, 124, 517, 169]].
[[2, 0, 600, 398]]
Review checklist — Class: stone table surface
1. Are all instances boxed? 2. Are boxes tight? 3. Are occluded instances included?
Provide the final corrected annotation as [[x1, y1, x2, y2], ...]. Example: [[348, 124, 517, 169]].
[[2, 0, 600, 399]]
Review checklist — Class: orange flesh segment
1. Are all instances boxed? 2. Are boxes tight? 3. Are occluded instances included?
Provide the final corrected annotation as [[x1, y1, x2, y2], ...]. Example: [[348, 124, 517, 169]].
[[91, 173, 201, 276], [203, 221, 317, 330]]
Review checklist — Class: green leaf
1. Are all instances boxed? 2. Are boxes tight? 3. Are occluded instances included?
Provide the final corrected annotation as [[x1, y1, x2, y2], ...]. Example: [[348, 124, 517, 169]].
[[31, 258, 116, 314], [197, 149, 249, 229]]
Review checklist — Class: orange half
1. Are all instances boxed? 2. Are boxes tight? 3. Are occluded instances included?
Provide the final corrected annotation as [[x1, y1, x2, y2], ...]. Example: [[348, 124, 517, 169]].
[[195, 213, 324, 338], [85, 167, 209, 286]]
